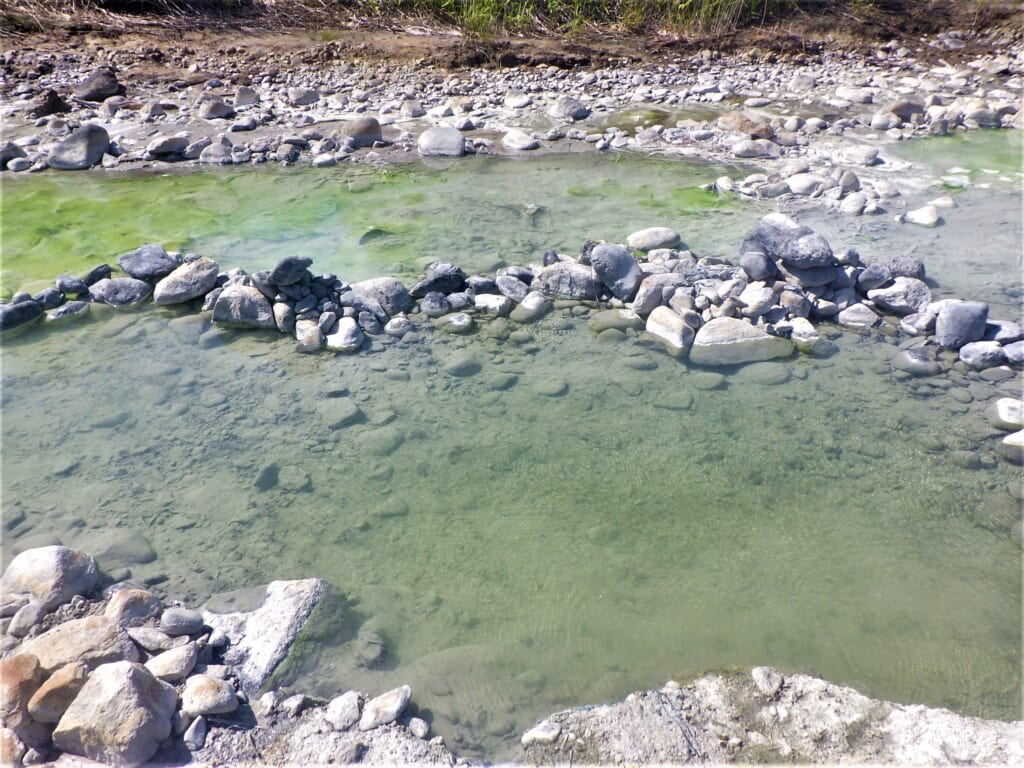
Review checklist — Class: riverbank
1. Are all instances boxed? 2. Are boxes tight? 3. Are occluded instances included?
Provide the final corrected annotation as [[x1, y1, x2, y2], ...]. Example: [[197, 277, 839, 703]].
[[2, 544, 1022, 766]]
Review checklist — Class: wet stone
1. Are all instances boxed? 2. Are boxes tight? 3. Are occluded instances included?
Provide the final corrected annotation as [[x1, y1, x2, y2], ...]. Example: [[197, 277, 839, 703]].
[[160, 607, 204, 636]]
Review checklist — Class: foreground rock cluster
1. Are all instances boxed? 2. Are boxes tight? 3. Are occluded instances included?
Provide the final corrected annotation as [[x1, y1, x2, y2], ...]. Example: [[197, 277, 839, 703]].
[[0, 546, 448, 767], [2, 544, 1021, 767]]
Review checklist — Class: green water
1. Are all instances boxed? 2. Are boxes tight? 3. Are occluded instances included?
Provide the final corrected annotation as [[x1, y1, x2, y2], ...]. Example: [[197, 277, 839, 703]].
[[1, 145, 1022, 758]]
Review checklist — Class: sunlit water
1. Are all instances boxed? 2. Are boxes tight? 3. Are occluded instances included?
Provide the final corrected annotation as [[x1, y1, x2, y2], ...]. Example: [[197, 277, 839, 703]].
[[1, 140, 1021, 758]]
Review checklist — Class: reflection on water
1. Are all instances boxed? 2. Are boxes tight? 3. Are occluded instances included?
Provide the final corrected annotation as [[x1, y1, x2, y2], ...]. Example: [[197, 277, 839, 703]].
[[1, 143, 1022, 758]]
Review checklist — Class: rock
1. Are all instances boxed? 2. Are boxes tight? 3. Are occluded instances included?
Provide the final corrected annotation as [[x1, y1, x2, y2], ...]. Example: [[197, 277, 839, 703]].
[[534, 261, 598, 300], [0, 654, 44, 734], [788, 317, 821, 353], [645, 306, 694, 357], [509, 291, 551, 323], [145, 134, 189, 156], [48, 123, 109, 170], [202, 579, 326, 697], [45, 300, 90, 326], [350, 277, 412, 315], [474, 293, 512, 316], [731, 139, 780, 159], [781, 231, 834, 270], [74, 67, 123, 101], [892, 349, 941, 377], [30, 89, 71, 118], [104, 588, 162, 626], [904, 204, 941, 228], [417, 126, 466, 157], [287, 87, 319, 106], [341, 116, 382, 148], [626, 227, 681, 251], [183, 714, 207, 751], [985, 320, 1024, 344], [1, 140, 27, 169], [199, 135, 233, 164], [160, 606, 204, 636], [887, 98, 925, 121], [444, 352, 482, 377], [522, 721, 562, 747], [198, 98, 235, 120], [18, 615, 139, 673], [0, 728, 24, 767], [959, 341, 1007, 369], [268, 256, 312, 286], [0, 300, 44, 338], [549, 95, 589, 121], [117, 243, 178, 281], [434, 312, 475, 334], [590, 243, 643, 301], [496, 274, 531, 302], [325, 316, 365, 352], [0, 545, 98, 611], [325, 691, 362, 731], [998, 430, 1024, 465], [988, 398, 1024, 431], [410, 262, 466, 297], [857, 263, 891, 291], [181, 674, 238, 718], [358, 685, 411, 731], [212, 284, 276, 329], [867, 277, 931, 316], [502, 129, 539, 150], [27, 661, 89, 724], [53, 661, 177, 767], [319, 399, 363, 429], [89, 277, 152, 310], [786, 173, 826, 195], [420, 291, 451, 318], [153, 257, 219, 305], [837, 302, 880, 328], [589, 309, 645, 333], [689, 317, 793, 366], [751, 666, 784, 697], [631, 274, 688, 316], [935, 301, 989, 349]]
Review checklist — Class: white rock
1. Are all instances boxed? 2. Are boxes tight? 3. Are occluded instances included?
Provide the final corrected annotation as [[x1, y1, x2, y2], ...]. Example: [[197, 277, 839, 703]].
[[358, 685, 411, 731], [474, 293, 513, 316], [144, 642, 197, 683], [324, 317, 364, 353], [181, 674, 238, 718], [325, 691, 361, 731], [645, 306, 694, 357], [789, 317, 821, 353], [904, 204, 941, 227], [0, 546, 98, 611], [522, 720, 562, 747], [752, 666, 784, 696], [501, 129, 539, 151], [989, 398, 1024, 431], [689, 317, 793, 366], [626, 227, 681, 251]]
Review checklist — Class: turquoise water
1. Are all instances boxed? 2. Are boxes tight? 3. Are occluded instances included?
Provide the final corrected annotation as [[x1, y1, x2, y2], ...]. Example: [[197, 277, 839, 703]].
[[1, 144, 1021, 758]]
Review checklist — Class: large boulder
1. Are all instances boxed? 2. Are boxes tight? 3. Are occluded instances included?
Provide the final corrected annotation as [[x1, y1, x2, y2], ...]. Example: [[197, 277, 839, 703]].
[[589, 243, 643, 301], [689, 317, 793, 366], [268, 256, 312, 286], [73, 67, 123, 101], [340, 116, 382, 148], [212, 284, 276, 329], [48, 123, 110, 170], [935, 301, 989, 349], [631, 274, 689, 316], [645, 306, 694, 357], [53, 661, 177, 767], [867, 277, 932, 316], [27, 661, 89, 724], [18, 615, 139, 674], [116, 243, 178, 281], [533, 261, 598, 300], [154, 257, 220, 305], [88, 277, 152, 310], [349, 277, 412, 316], [359, 685, 412, 731], [324, 316, 365, 353], [0, 545, 98, 612], [548, 95, 590, 121], [417, 126, 466, 157], [0, 300, 44, 338]]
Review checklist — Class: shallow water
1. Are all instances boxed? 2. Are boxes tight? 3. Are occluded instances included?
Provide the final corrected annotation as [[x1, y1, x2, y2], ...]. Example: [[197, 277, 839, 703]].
[[1, 141, 1022, 758]]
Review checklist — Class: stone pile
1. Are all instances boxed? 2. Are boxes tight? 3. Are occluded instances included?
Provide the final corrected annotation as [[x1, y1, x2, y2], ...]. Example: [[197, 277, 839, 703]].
[[1, 213, 1021, 459], [0, 545, 446, 767]]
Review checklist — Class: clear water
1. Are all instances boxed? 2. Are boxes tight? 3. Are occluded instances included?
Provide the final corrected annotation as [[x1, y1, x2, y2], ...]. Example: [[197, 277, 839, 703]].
[[1, 142, 1021, 759]]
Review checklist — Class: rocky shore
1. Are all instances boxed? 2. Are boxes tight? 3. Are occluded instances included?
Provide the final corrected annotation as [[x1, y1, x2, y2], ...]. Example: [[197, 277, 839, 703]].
[[2, 544, 1022, 767], [1, 22, 1022, 221]]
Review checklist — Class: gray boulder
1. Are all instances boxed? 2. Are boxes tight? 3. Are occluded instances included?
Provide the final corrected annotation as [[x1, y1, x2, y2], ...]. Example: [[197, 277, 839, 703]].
[[53, 661, 177, 767], [48, 123, 109, 170], [548, 95, 590, 121], [88, 278, 152, 310], [590, 243, 643, 301], [631, 274, 689, 316], [732, 139, 781, 159], [212, 284, 276, 329], [73, 67, 123, 101], [117, 243, 178, 281], [0, 301, 44, 338], [45, 301, 90, 325], [935, 301, 989, 349], [198, 98, 235, 120], [0, 546, 98, 612], [268, 256, 312, 286], [410, 262, 466, 297], [959, 341, 1007, 369], [857, 263, 891, 291], [689, 317, 793, 366], [738, 251, 775, 281], [341, 116, 382, 148], [534, 261, 598, 300], [837, 302, 880, 328], [782, 231, 834, 269], [1, 141, 27, 169], [496, 274, 530, 302], [350, 277, 412, 316], [154, 257, 219, 305], [417, 126, 466, 157], [867, 277, 931, 316], [287, 88, 319, 106], [19, 615, 139, 674]]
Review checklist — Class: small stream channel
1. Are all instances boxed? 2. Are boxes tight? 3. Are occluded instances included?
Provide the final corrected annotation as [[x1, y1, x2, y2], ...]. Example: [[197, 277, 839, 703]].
[[1, 136, 1021, 758]]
